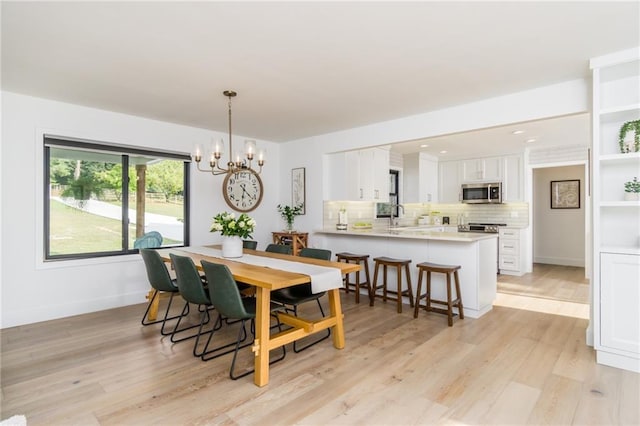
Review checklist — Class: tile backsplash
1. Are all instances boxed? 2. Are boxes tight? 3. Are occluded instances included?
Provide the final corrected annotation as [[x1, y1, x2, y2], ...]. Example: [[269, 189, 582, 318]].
[[323, 201, 529, 229]]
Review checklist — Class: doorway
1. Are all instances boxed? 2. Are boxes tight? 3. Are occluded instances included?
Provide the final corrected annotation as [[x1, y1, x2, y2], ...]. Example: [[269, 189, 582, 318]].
[[496, 163, 590, 316]]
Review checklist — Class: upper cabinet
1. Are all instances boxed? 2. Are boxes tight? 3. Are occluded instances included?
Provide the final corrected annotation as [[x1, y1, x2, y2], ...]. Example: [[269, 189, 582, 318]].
[[325, 147, 390, 201], [438, 154, 523, 203], [461, 157, 502, 182], [438, 160, 461, 203], [502, 155, 524, 202], [403, 153, 438, 203]]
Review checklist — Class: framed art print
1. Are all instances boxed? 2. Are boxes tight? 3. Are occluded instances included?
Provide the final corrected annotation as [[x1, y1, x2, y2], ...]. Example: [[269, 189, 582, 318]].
[[551, 179, 580, 209], [292, 167, 306, 214]]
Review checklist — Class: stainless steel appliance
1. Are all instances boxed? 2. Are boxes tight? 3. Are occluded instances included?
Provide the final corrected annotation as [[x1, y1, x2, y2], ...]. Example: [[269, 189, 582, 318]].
[[457, 222, 505, 233], [461, 182, 502, 204]]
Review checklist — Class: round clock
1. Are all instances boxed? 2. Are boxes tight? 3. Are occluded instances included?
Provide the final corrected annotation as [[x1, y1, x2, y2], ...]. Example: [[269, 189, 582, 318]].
[[222, 169, 264, 212]]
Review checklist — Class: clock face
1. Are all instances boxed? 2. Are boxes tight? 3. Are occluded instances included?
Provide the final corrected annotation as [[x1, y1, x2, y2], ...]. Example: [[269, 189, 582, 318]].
[[223, 170, 264, 212]]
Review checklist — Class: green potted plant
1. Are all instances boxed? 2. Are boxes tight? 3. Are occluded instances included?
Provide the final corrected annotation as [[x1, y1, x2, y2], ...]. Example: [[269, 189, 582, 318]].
[[277, 204, 303, 232], [624, 177, 640, 201], [618, 120, 640, 153]]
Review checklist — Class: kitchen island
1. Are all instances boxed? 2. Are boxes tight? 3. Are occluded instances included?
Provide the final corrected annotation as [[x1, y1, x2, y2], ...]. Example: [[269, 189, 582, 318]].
[[315, 228, 498, 318]]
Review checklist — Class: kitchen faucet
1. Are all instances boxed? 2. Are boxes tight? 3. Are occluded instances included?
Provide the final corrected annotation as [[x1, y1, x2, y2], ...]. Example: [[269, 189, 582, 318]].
[[389, 203, 405, 227]]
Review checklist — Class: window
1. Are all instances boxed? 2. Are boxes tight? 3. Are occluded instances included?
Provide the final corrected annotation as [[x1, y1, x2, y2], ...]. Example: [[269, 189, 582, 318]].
[[376, 169, 400, 217], [44, 136, 190, 260]]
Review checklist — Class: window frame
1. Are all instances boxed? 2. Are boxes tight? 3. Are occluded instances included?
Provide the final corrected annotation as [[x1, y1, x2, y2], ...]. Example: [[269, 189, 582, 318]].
[[44, 136, 191, 261], [376, 169, 400, 218]]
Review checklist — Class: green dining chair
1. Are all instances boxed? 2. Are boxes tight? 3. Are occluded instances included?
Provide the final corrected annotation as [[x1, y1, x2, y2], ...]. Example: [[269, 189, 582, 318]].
[[139, 249, 189, 335], [169, 254, 219, 355], [200, 260, 286, 380], [270, 247, 332, 353], [134, 231, 163, 249], [243, 240, 258, 250], [265, 243, 292, 255]]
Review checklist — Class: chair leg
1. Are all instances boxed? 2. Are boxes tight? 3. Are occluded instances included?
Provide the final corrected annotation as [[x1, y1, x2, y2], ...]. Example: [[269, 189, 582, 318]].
[[141, 291, 191, 335], [230, 316, 287, 380], [446, 273, 453, 327], [200, 314, 251, 361], [455, 270, 464, 320], [396, 264, 403, 313], [405, 264, 414, 308], [363, 259, 372, 305], [371, 263, 380, 307], [170, 304, 214, 343], [414, 268, 424, 319]]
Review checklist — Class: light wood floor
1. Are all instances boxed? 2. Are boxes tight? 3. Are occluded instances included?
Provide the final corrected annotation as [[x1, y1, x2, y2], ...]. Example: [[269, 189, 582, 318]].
[[1, 267, 638, 425]]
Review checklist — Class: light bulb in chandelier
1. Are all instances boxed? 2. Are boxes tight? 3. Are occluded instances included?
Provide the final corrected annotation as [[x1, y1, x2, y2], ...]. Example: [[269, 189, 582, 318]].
[[191, 90, 265, 176]]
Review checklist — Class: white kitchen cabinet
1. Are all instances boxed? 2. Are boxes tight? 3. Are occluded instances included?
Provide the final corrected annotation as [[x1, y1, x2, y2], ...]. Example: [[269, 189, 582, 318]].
[[499, 227, 526, 276], [591, 47, 640, 373], [358, 147, 390, 201], [503, 155, 524, 202], [461, 157, 502, 182], [325, 147, 390, 201], [600, 252, 640, 357], [439, 155, 523, 203], [438, 160, 461, 203], [403, 152, 438, 203]]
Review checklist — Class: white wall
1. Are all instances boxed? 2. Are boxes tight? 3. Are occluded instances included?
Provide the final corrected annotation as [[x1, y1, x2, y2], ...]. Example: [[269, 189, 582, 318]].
[[0, 91, 281, 328], [533, 165, 586, 266], [283, 79, 589, 248], [1, 77, 589, 328]]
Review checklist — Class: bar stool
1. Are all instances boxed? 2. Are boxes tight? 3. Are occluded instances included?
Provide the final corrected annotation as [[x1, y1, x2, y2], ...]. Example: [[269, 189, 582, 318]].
[[335, 252, 372, 304], [414, 262, 464, 326], [371, 257, 414, 313]]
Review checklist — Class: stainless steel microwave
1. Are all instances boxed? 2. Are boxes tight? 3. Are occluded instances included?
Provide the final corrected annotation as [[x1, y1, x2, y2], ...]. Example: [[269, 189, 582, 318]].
[[461, 182, 502, 204]]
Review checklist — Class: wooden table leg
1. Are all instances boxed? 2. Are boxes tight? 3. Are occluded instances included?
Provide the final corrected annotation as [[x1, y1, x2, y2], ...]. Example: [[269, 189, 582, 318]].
[[253, 287, 271, 387], [147, 289, 159, 321], [328, 288, 345, 349]]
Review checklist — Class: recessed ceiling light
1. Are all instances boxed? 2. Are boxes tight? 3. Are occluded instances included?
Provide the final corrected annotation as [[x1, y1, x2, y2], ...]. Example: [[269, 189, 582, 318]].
[[420, 144, 429, 148], [440, 150, 447, 154], [512, 130, 525, 135], [526, 138, 536, 143]]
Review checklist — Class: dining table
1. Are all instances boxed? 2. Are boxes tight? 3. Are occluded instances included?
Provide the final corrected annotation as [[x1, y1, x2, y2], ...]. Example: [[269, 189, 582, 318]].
[[151, 245, 360, 387]]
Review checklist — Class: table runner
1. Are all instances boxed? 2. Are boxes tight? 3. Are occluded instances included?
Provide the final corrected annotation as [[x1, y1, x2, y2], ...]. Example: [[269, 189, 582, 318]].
[[178, 246, 343, 294]]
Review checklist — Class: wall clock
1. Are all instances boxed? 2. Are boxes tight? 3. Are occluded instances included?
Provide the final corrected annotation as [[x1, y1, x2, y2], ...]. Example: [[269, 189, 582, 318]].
[[222, 169, 264, 212]]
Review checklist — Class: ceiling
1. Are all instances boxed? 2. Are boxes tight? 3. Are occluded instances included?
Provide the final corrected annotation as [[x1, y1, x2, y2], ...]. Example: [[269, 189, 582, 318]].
[[2, 2, 638, 156]]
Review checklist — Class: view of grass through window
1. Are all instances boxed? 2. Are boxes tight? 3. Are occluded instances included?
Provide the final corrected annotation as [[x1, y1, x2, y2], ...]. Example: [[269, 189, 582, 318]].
[[46, 141, 188, 259]]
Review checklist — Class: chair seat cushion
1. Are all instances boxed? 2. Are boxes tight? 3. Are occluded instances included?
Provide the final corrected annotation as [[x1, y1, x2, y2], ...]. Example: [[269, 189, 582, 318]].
[[271, 284, 326, 306], [241, 297, 284, 316]]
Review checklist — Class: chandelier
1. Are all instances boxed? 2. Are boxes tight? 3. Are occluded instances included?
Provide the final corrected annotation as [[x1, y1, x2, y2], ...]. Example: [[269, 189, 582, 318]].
[[193, 90, 264, 175]]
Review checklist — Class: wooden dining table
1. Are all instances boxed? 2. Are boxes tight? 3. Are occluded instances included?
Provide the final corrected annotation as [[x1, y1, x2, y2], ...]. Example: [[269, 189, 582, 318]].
[[152, 245, 360, 387]]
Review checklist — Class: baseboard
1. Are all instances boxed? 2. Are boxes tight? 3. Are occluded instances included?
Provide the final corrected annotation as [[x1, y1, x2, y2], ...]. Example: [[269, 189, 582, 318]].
[[533, 256, 585, 267], [1, 290, 149, 329], [596, 350, 640, 373]]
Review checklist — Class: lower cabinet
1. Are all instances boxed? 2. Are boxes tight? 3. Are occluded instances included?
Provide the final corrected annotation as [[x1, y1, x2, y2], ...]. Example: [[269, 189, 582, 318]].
[[499, 228, 525, 276], [598, 252, 640, 369]]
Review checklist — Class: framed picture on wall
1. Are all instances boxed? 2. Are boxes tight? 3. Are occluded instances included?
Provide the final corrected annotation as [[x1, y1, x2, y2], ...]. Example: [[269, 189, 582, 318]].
[[550, 179, 580, 209], [292, 167, 305, 214]]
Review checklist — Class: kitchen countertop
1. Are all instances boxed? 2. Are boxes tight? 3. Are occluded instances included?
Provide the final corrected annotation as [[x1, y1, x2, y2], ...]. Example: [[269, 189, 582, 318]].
[[316, 228, 498, 242]]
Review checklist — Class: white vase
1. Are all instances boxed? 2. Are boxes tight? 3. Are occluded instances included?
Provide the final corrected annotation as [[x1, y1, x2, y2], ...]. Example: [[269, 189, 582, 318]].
[[222, 236, 243, 258], [624, 192, 640, 201]]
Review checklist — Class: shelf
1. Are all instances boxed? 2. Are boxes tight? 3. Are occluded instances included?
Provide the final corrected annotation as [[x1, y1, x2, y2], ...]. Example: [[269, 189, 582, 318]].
[[598, 107, 640, 124], [600, 152, 640, 163], [600, 247, 640, 256], [599, 201, 640, 207], [599, 103, 640, 117]]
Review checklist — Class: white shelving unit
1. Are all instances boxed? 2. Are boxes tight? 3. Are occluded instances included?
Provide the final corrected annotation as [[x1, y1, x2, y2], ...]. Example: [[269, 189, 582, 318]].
[[591, 47, 640, 373]]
